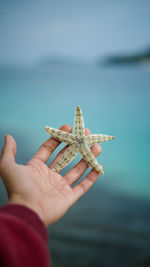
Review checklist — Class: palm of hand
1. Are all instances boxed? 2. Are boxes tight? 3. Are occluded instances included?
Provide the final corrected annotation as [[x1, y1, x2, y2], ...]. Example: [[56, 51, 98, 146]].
[[26, 158, 75, 224]]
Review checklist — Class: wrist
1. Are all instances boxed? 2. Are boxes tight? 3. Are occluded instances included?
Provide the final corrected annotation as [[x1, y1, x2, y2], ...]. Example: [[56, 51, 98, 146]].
[[8, 196, 46, 225]]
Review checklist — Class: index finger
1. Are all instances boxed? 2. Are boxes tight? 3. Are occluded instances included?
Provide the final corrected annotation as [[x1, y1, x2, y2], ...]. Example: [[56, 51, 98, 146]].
[[32, 124, 72, 162]]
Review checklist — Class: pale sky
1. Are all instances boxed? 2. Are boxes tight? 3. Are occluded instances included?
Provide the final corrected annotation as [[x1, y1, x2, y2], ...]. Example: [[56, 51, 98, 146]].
[[0, 0, 150, 65]]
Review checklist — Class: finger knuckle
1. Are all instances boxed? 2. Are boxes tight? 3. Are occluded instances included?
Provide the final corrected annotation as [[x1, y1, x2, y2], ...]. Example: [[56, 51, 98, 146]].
[[75, 161, 87, 175], [42, 143, 55, 153], [91, 144, 101, 156]]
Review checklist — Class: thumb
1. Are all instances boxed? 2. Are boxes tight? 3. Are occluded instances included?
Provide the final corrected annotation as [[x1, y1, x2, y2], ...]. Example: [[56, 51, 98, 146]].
[[1, 135, 17, 163]]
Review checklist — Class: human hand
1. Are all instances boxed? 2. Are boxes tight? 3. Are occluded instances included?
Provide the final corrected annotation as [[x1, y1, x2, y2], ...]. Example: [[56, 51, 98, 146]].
[[0, 125, 102, 226]]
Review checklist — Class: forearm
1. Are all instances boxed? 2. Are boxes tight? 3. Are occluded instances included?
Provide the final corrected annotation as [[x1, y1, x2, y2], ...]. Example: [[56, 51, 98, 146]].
[[0, 204, 51, 267]]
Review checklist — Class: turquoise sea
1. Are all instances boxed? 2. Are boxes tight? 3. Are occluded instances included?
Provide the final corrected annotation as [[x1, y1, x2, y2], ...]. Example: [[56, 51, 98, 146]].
[[0, 65, 150, 266]]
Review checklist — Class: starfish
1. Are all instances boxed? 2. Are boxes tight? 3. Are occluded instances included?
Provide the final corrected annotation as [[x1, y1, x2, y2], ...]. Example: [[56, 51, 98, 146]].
[[45, 106, 115, 174]]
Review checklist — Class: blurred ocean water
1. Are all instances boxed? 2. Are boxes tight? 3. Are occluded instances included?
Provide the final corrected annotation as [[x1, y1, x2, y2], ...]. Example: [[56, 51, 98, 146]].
[[0, 65, 150, 266], [0, 65, 150, 200]]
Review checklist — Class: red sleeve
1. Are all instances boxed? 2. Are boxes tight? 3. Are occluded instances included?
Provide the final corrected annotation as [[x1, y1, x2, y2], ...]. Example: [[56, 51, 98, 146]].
[[0, 204, 51, 267]]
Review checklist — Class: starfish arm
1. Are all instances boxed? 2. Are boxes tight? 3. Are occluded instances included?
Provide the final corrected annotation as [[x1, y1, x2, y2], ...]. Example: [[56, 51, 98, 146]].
[[74, 106, 85, 138], [80, 145, 104, 174], [85, 134, 115, 145], [51, 144, 79, 173], [45, 126, 75, 144]]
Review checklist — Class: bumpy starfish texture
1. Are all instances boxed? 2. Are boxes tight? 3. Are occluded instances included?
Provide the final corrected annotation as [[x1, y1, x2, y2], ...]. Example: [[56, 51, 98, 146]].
[[45, 106, 115, 174]]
